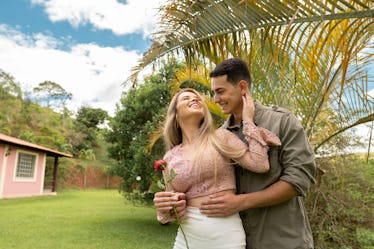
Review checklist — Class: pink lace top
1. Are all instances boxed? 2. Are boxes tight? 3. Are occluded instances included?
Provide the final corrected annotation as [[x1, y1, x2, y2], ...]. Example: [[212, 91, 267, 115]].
[[157, 122, 281, 223]]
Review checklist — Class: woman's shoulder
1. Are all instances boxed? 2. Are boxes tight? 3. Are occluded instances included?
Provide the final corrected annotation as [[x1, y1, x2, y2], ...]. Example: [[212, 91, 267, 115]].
[[215, 127, 230, 134], [164, 144, 182, 161], [214, 127, 237, 140]]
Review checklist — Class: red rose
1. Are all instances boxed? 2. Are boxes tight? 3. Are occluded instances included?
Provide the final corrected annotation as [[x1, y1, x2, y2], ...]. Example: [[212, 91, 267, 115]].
[[154, 159, 167, 171]]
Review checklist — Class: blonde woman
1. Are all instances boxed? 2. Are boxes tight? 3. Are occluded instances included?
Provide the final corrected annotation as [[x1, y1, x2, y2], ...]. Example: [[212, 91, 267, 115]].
[[156, 88, 280, 249]]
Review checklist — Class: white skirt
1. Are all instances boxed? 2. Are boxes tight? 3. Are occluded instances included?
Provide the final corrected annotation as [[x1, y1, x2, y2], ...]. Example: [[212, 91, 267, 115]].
[[173, 206, 246, 249]]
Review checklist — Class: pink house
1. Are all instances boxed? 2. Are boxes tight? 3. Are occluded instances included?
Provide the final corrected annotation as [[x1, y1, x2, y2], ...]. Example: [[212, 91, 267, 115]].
[[0, 133, 72, 199]]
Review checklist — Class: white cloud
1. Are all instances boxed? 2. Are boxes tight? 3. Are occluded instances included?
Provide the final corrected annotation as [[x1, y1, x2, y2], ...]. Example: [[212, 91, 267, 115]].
[[368, 88, 374, 98], [31, 0, 164, 36], [0, 24, 141, 116]]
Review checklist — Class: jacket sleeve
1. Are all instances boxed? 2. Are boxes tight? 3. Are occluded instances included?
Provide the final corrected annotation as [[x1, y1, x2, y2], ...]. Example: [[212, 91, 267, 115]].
[[278, 113, 316, 197]]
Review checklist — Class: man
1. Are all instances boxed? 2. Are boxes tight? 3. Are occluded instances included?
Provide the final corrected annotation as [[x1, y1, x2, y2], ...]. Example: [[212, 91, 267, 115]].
[[154, 58, 316, 249]]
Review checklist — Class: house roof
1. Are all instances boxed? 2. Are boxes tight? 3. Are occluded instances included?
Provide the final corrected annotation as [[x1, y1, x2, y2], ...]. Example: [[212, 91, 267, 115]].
[[0, 133, 73, 158]]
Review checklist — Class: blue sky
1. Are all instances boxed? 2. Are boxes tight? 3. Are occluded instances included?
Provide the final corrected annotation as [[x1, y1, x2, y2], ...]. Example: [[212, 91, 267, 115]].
[[0, 0, 163, 115], [0, 1, 151, 51]]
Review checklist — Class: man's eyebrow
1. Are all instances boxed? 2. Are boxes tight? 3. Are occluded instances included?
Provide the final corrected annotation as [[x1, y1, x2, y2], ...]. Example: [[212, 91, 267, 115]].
[[214, 87, 224, 92]]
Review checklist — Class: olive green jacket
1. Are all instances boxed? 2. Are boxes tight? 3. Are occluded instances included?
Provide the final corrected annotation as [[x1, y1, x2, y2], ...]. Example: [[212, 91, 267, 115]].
[[222, 101, 316, 249]]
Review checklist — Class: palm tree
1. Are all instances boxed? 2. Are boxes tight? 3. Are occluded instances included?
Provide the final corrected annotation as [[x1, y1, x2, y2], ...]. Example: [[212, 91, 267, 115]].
[[132, 0, 374, 152]]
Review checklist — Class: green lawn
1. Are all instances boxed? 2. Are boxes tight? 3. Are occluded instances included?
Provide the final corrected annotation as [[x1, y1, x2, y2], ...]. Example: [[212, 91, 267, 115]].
[[0, 190, 178, 249]]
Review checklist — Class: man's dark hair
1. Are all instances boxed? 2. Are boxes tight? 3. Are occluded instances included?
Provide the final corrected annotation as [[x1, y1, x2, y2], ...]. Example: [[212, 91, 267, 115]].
[[209, 58, 252, 88]]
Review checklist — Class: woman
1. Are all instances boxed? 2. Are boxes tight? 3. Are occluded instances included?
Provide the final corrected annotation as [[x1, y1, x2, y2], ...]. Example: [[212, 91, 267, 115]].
[[157, 88, 280, 249]]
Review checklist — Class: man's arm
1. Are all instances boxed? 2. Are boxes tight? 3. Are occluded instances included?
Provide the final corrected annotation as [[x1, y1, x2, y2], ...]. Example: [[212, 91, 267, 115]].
[[200, 180, 297, 217]]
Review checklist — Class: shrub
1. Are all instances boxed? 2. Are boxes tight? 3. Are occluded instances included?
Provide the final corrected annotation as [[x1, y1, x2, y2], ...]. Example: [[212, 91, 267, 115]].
[[306, 155, 374, 249]]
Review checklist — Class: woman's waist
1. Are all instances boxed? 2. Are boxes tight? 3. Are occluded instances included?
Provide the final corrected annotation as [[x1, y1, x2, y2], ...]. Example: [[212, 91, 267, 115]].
[[187, 189, 235, 208]]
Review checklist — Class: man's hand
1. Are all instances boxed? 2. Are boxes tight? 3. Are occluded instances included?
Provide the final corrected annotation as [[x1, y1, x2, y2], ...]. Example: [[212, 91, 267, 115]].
[[154, 191, 187, 220], [200, 191, 242, 217], [201, 181, 299, 218]]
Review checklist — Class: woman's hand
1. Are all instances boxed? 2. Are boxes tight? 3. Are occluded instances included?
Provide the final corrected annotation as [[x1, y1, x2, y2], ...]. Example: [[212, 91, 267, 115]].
[[154, 191, 187, 220], [242, 89, 255, 124]]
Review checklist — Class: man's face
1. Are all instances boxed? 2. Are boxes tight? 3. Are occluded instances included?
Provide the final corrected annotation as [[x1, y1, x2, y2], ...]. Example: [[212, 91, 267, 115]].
[[211, 75, 243, 115]]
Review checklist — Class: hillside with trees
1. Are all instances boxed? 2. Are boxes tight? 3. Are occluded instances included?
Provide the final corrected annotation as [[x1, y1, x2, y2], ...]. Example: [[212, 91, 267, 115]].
[[0, 69, 119, 189]]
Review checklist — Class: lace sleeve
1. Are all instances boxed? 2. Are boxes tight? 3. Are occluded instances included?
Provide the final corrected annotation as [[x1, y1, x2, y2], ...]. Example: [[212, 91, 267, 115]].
[[220, 122, 281, 173], [157, 209, 175, 224], [243, 121, 281, 147]]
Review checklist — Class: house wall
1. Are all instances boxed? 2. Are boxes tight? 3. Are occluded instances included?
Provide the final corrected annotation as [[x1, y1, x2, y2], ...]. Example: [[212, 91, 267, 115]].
[[0, 144, 6, 198], [0, 144, 46, 199]]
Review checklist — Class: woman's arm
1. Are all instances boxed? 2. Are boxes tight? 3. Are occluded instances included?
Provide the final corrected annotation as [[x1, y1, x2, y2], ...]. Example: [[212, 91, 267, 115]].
[[225, 90, 280, 173], [221, 124, 280, 173]]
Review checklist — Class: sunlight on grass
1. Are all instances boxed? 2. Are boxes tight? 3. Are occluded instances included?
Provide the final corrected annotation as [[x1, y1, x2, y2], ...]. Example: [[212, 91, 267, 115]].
[[0, 190, 178, 249]]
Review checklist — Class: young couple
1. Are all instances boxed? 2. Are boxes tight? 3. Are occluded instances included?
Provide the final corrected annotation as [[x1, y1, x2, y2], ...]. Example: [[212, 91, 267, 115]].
[[154, 58, 316, 249]]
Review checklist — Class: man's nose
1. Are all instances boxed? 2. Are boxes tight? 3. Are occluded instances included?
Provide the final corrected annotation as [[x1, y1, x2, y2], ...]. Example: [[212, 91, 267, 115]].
[[213, 94, 219, 103]]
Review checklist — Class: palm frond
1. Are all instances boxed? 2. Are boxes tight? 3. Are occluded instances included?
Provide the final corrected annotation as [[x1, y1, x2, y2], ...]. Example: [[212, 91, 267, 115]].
[[138, 0, 374, 152], [131, 0, 373, 79]]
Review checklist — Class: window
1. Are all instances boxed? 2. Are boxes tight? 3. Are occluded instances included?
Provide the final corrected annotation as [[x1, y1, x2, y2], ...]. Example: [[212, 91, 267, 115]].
[[16, 152, 37, 178]]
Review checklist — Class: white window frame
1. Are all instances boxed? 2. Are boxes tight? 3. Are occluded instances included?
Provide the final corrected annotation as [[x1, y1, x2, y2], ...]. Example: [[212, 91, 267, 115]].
[[14, 150, 38, 182]]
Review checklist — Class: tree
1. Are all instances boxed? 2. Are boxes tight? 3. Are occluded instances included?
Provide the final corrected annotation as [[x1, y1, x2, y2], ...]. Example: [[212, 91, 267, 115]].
[[131, 0, 374, 153], [106, 61, 182, 203], [76, 106, 108, 128], [33, 81, 72, 110], [0, 70, 22, 99], [72, 106, 109, 154]]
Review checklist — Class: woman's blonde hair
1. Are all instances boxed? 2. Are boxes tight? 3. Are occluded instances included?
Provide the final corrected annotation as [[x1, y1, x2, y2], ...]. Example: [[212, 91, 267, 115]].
[[163, 88, 246, 170]]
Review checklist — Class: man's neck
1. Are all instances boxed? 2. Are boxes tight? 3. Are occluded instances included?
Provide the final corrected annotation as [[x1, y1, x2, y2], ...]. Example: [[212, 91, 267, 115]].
[[233, 112, 242, 126], [227, 114, 242, 128]]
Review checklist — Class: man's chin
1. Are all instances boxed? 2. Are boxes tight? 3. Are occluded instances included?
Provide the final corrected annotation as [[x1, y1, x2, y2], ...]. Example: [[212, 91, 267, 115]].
[[221, 109, 230, 114]]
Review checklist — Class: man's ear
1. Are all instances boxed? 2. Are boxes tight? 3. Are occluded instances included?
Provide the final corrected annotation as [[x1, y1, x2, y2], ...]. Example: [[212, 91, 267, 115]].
[[238, 80, 248, 95]]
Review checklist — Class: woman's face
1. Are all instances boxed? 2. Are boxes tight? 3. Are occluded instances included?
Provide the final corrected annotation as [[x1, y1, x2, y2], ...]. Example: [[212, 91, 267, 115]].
[[176, 91, 205, 122]]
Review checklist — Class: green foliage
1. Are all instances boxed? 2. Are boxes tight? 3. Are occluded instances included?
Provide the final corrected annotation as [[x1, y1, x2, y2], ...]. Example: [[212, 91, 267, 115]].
[[0, 95, 72, 153], [106, 61, 182, 204], [306, 156, 374, 249], [76, 106, 108, 128], [0, 69, 22, 99], [18, 130, 36, 142], [356, 227, 374, 249], [73, 106, 109, 154]]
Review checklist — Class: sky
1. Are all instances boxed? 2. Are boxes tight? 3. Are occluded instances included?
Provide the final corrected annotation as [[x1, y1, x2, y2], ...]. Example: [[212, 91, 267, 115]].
[[0, 0, 372, 149], [0, 0, 165, 116]]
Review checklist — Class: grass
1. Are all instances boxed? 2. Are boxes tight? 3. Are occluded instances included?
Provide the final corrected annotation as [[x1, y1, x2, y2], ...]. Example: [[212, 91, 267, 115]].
[[0, 190, 178, 249]]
